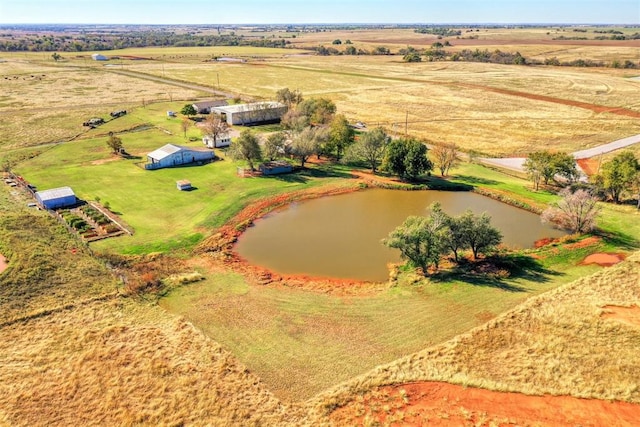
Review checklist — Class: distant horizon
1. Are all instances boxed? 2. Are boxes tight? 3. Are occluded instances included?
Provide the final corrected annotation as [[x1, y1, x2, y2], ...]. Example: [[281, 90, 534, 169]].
[[1, 1, 638, 26], [0, 22, 638, 26]]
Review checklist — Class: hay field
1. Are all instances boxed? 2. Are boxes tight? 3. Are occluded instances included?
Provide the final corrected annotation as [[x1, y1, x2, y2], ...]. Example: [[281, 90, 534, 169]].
[[309, 250, 640, 423], [135, 56, 640, 156]]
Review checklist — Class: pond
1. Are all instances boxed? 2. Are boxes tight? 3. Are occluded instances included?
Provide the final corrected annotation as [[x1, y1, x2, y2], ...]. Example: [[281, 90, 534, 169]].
[[234, 189, 566, 282]]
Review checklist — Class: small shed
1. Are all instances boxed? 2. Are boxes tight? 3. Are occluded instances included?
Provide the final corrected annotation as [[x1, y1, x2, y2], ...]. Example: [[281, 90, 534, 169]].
[[176, 180, 192, 191], [203, 132, 231, 148], [35, 186, 77, 209], [259, 161, 293, 175], [91, 53, 108, 61]]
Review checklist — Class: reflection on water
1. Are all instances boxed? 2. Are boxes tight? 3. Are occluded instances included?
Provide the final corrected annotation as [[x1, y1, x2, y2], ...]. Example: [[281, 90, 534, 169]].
[[235, 189, 565, 282]]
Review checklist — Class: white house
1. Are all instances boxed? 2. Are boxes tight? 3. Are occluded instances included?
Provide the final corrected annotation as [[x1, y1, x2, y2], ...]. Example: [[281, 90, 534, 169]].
[[146, 144, 215, 170], [203, 132, 231, 148], [211, 102, 287, 126]]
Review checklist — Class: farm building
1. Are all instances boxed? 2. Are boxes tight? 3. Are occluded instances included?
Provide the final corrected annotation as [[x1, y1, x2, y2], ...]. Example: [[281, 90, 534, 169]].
[[211, 102, 287, 126], [146, 144, 215, 170], [35, 186, 77, 209], [259, 161, 293, 175], [203, 132, 231, 148], [91, 53, 108, 61], [192, 100, 229, 115]]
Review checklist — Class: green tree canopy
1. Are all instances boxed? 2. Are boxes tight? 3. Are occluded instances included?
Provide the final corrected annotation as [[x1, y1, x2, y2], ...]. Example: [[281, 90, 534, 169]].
[[326, 114, 355, 160], [106, 132, 123, 154], [180, 104, 197, 117], [227, 129, 262, 170], [297, 98, 336, 125], [343, 127, 389, 173], [596, 151, 640, 203], [382, 138, 432, 181], [382, 203, 449, 274]]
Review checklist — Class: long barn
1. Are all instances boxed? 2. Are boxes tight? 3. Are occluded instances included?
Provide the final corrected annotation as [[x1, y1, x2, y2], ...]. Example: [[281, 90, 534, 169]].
[[211, 102, 287, 126], [146, 144, 215, 170]]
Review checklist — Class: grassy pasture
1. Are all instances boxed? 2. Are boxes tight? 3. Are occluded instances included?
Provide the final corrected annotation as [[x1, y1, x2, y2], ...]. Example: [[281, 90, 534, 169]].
[[14, 128, 347, 253]]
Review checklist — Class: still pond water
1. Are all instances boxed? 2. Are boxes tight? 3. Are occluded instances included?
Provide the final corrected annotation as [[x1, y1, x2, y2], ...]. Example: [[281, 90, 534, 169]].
[[235, 189, 566, 282]]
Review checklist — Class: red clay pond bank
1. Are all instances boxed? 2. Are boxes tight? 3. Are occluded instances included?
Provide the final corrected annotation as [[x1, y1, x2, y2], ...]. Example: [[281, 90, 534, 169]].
[[330, 381, 640, 426]]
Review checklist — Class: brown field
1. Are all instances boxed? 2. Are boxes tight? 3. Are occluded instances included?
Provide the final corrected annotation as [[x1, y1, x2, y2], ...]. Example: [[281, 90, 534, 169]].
[[130, 56, 640, 156]]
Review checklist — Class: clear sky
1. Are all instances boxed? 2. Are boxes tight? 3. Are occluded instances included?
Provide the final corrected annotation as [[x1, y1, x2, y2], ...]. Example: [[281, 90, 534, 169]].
[[0, 0, 638, 25]]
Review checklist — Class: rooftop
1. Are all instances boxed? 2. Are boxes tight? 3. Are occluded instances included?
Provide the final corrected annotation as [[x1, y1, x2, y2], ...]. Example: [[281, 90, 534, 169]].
[[212, 101, 286, 114], [36, 186, 75, 201]]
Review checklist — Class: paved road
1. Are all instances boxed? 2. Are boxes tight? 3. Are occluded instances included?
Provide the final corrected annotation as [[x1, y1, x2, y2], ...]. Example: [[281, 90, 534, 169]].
[[480, 133, 640, 177], [572, 134, 640, 159]]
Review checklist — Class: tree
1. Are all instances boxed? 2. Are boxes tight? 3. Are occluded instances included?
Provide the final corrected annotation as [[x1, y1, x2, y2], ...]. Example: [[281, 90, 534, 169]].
[[264, 131, 287, 161], [552, 152, 580, 183], [431, 143, 460, 176], [106, 132, 123, 154], [201, 113, 229, 146], [180, 104, 197, 117], [51, 52, 62, 61], [297, 98, 336, 125], [524, 151, 555, 190], [443, 215, 467, 263], [281, 108, 310, 133], [382, 203, 449, 274], [596, 151, 640, 203], [343, 127, 389, 173], [227, 129, 262, 170], [326, 114, 354, 160], [290, 127, 326, 167], [332, 39, 342, 45], [458, 211, 502, 260], [524, 151, 579, 190], [180, 117, 192, 139], [382, 138, 432, 181], [275, 87, 303, 110], [403, 52, 422, 62], [541, 188, 600, 233]]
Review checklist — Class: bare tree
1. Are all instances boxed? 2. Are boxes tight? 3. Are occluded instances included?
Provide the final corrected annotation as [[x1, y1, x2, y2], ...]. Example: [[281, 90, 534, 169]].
[[180, 117, 192, 139], [541, 188, 600, 233], [106, 132, 123, 154], [201, 113, 229, 146], [431, 143, 460, 176]]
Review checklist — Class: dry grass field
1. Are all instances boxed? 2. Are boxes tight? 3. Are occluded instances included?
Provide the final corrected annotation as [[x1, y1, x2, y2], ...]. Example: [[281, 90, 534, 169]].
[[126, 55, 640, 156]]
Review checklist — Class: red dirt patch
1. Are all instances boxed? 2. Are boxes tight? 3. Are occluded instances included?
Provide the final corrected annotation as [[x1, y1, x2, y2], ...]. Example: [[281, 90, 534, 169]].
[[564, 236, 601, 250], [581, 252, 626, 267], [601, 305, 640, 328], [0, 254, 7, 274], [330, 381, 640, 426], [576, 158, 600, 176]]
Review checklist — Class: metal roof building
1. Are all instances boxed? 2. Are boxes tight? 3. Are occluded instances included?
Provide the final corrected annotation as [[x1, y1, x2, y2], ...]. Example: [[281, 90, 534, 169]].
[[146, 144, 215, 170], [211, 102, 287, 126], [35, 186, 77, 210]]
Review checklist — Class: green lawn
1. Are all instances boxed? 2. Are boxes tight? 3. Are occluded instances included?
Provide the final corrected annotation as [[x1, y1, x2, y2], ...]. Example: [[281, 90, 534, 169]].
[[15, 127, 344, 254]]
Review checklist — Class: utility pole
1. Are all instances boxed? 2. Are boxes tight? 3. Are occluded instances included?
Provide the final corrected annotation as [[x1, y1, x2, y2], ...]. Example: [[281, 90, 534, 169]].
[[217, 72, 220, 90], [405, 110, 408, 136]]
